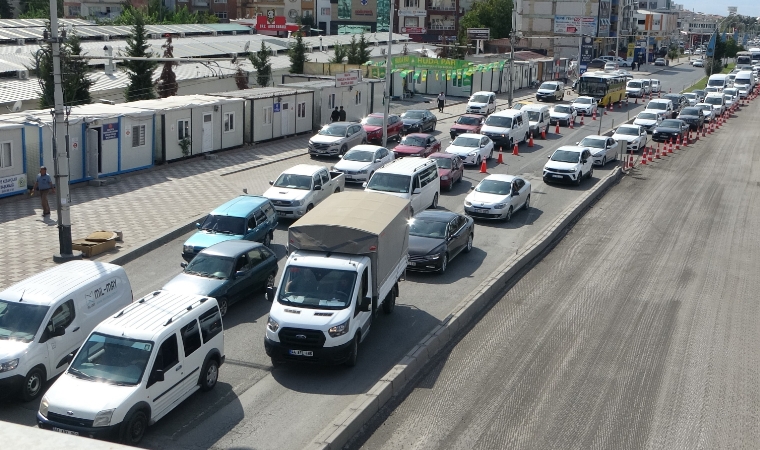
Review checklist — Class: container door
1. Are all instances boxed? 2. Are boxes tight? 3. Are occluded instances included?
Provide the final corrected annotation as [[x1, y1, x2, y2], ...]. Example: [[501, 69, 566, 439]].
[[202, 113, 213, 152], [281, 102, 291, 135], [86, 128, 100, 178]]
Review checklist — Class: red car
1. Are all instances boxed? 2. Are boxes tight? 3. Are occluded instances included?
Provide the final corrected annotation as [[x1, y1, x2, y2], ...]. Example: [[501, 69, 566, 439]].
[[449, 114, 485, 139], [428, 152, 464, 191], [393, 133, 441, 158], [361, 113, 403, 143]]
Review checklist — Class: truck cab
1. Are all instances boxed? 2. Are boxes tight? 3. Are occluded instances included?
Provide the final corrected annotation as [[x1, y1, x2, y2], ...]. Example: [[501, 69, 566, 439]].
[[263, 164, 345, 220]]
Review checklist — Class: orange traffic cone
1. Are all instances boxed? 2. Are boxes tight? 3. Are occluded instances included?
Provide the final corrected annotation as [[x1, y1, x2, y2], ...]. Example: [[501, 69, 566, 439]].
[[655, 145, 661, 159], [618, 100, 622, 109], [684, 131, 689, 146], [479, 158, 487, 173], [641, 148, 648, 165], [512, 142, 519, 156], [628, 154, 634, 169], [541, 129, 547, 139], [580, 114, 585, 125], [497, 148, 504, 164], [658, 91, 661, 98], [528, 133, 534, 147], [592, 109, 597, 121], [647, 147, 654, 162], [555, 122, 560, 134], [604, 104, 608, 115], [675, 135, 681, 150], [569, 118, 574, 129]]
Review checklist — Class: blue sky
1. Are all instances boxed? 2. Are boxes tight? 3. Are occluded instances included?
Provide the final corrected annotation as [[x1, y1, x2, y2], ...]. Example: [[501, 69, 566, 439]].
[[684, 0, 759, 17]]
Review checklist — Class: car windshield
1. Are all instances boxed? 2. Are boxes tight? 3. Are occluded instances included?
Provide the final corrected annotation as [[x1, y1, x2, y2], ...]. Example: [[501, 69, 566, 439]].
[[554, 105, 572, 114], [551, 150, 581, 163], [575, 98, 592, 104], [184, 254, 233, 279], [319, 124, 349, 137], [366, 173, 410, 193], [277, 267, 357, 310], [361, 116, 384, 126], [68, 333, 153, 386], [456, 116, 481, 125], [451, 136, 480, 148], [539, 83, 557, 90], [273, 173, 312, 190], [659, 120, 681, 128], [684, 93, 696, 99], [484, 116, 512, 128], [470, 95, 490, 103], [400, 136, 426, 147], [647, 103, 667, 110], [705, 97, 722, 105], [409, 218, 448, 238], [475, 179, 512, 195], [0, 300, 49, 343], [431, 157, 452, 169], [681, 108, 700, 116], [343, 150, 375, 162], [627, 81, 642, 88], [694, 90, 706, 97], [527, 111, 541, 122], [579, 137, 606, 149], [707, 79, 725, 87], [616, 127, 639, 136], [402, 111, 425, 119], [200, 214, 245, 235], [637, 112, 658, 120]]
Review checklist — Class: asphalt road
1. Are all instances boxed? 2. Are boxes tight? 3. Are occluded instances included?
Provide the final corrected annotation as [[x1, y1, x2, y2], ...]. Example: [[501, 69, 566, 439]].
[[351, 79, 760, 449], [0, 64, 707, 449]]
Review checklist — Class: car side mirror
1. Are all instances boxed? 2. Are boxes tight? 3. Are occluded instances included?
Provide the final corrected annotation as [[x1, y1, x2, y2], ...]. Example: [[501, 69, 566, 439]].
[[265, 286, 276, 302], [195, 223, 201, 229], [575, 141, 580, 145], [375, 159, 382, 163], [52, 325, 65, 338], [582, 159, 588, 164], [314, 185, 322, 191], [412, 188, 422, 195], [470, 186, 476, 190], [269, 180, 274, 185], [180, 262, 188, 268], [359, 295, 371, 312], [150, 369, 164, 384], [235, 270, 246, 278]]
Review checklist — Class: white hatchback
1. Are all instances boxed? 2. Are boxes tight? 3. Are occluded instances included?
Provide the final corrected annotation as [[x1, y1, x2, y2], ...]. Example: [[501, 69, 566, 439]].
[[333, 145, 394, 183]]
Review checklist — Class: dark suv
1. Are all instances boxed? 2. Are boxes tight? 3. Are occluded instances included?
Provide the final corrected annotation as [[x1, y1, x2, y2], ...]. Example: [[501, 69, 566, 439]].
[[662, 93, 689, 117]]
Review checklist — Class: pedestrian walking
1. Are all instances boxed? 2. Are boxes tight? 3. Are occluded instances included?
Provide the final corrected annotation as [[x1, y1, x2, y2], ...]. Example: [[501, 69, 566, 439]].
[[339, 106, 346, 121], [330, 107, 340, 122], [437, 92, 445, 112], [32, 166, 55, 216]]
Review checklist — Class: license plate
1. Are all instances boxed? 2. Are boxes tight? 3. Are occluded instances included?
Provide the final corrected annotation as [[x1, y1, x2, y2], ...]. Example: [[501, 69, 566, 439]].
[[474, 208, 489, 213], [277, 211, 287, 217], [289, 349, 313, 356], [408, 261, 416, 266], [53, 427, 79, 436], [345, 175, 354, 180], [552, 174, 563, 178]]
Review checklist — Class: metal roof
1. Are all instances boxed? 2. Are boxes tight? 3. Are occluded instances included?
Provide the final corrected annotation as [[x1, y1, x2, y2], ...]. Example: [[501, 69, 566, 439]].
[[121, 94, 243, 112], [210, 87, 315, 99]]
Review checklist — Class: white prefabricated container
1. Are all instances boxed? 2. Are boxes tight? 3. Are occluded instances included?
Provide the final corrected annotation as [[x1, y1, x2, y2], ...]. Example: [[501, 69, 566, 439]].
[[0, 122, 28, 198]]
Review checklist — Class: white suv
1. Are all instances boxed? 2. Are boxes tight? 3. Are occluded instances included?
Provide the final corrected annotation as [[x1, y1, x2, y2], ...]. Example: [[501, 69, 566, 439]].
[[543, 146, 594, 185]]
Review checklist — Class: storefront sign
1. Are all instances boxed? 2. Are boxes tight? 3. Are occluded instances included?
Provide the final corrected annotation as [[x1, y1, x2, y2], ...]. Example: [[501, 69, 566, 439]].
[[335, 72, 360, 87], [103, 122, 119, 140], [273, 103, 281, 113], [255, 15, 299, 32], [355, 9, 373, 16], [466, 28, 490, 40], [401, 26, 426, 34], [398, 9, 426, 16], [554, 16, 597, 35], [0, 173, 26, 196]]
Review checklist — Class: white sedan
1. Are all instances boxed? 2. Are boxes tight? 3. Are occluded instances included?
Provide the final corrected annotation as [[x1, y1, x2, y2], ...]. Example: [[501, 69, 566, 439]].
[[332, 145, 394, 183], [445, 133, 494, 166], [464, 174, 531, 222], [612, 124, 647, 152], [571, 96, 598, 117], [633, 111, 662, 134], [578, 135, 620, 165], [549, 104, 577, 126]]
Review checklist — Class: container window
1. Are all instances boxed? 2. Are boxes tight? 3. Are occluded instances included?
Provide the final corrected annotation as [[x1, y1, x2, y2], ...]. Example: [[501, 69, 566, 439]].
[[0, 142, 11, 168], [224, 112, 235, 132], [263, 106, 273, 125], [178, 120, 190, 140], [132, 125, 146, 147]]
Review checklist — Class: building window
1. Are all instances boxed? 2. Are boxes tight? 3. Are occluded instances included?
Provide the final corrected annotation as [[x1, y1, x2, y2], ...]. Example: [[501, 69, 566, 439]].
[[355, 91, 362, 105], [214, 0, 227, 3], [263, 106, 273, 124], [215, 11, 228, 19], [404, 17, 418, 27], [224, 112, 235, 132], [178, 119, 190, 140], [0, 142, 11, 168], [297, 102, 307, 118], [68, 6, 80, 16], [132, 125, 146, 147], [328, 93, 336, 109], [403, 0, 419, 7]]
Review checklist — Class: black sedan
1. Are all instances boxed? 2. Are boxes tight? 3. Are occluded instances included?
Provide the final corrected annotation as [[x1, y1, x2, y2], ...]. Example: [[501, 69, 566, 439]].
[[407, 210, 474, 273], [400, 110, 437, 134], [677, 107, 705, 131], [652, 119, 690, 143], [163, 240, 278, 316]]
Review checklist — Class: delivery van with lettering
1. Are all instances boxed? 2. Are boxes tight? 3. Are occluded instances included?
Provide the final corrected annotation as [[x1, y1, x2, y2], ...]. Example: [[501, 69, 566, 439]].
[[0, 261, 132, 401]]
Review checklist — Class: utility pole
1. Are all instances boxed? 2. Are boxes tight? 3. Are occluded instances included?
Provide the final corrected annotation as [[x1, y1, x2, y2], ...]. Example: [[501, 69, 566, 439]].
[[382, 0, 394, 147], [508, 10, 516, 107], [49, 0, 81, 263]]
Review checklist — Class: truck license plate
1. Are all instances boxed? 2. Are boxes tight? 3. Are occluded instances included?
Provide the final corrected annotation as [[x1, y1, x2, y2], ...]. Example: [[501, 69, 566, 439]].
[[53, 427, 79, 436], [289, 350, 313, 356]]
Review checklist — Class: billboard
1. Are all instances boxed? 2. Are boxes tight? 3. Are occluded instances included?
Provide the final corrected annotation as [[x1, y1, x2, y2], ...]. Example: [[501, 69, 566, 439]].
[[255, 15, 300, 32], [554, 16, 597, 35], [579, 36, 594, 75]]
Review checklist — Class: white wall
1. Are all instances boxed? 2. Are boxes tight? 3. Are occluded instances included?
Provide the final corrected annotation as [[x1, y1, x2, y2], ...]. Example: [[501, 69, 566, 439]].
[[0, 127, 26, 198], [219, 100, 245, 150], [252, 98, 275, 143]]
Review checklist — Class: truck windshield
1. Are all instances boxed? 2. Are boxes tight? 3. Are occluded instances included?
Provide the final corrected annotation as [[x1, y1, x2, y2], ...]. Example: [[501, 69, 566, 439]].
[[273, 173, 312, 190], [0, 300, 49, 343], [68, 333, 153, 386], [200, 214, 245, 235], [277, 267, 357, 310], [707, 79, 725, 87], [366, 173, 411, 193]]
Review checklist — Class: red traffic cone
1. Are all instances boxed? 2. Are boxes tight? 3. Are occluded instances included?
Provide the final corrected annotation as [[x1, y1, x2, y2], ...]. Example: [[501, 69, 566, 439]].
[[541, 129, 547, 139], [641, 148, 648, 165], [569, 118, 574, 129], [512, 142, 519, 156], [684, 131, 690, 146], [676, 135, 681, 150], [592, 109, 597, 121], [655, 145, 661, 159], [497, 148, 504, 164], [479, 158, 488, 173], [658, 91, 661, 98], [555, 122, 560, 134], [528, 133, 534, 147], [648, 147, 654, 162], [669, 87, 672, 93], [628, 154, 634, 169], [702, 126, 706, 138], [580, 114, 585, 125], [604, 104, 608, 115], [668, 140, 674, 154], [618, 100, 622, 109]]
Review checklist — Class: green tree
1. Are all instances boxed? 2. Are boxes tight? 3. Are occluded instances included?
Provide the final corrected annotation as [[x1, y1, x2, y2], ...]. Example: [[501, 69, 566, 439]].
[[156, 34, 178, 98], [249, 41, 272, 86], [31, 29, 92, 108], [19, 0, 61, 17], [0, 0, 13, 19], [288, 32, 310, 74], [234, 63, 249, 90], [459, 0, 513, 40], [346, 33, 372, 65], [330, 43, 348, 64], [123, 11, 157, 101], [345, 35, 359, 64], [724, 37, 742, 58]]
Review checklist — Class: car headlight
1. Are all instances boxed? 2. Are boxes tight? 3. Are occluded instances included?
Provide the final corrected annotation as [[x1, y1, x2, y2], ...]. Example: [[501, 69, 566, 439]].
[[464, 201, 472, 207], [39, 396, 49, 418], [441, 176, 449, 181], [450, 128, 456, 132], [183, 245, 194, 254], [328, 318, 350, 337], [93, 409, 114, 428], [425, 253, 442, 260], [0, 358, 19, 373], [593, 151, 605, 156], [308, 140, 314, 146], [494, 203, 507, 209], [468, 151, 479, 156], [291, 199, 303, 207], [267, 316, 280, 332]]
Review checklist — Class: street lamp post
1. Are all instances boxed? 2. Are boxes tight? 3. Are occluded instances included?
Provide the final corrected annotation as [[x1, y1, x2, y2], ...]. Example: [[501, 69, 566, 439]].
[[382, 0, 394, 147]]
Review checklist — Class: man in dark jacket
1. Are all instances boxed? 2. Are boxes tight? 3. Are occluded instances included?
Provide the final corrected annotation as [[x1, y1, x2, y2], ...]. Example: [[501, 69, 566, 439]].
[[339, 106, 346, 121], [330, 107, 340, 122]]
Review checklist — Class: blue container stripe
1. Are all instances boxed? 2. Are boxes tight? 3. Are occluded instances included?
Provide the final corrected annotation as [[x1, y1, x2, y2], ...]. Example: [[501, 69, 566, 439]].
[[117, 117, 122, 172], [21, 127, 26, 174], [81, 122, 86, 180], [38, 126, 43, 167]]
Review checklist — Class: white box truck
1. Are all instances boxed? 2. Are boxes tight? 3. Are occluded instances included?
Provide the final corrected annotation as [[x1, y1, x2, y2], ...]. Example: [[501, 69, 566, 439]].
[[264, 191, 409, 367]]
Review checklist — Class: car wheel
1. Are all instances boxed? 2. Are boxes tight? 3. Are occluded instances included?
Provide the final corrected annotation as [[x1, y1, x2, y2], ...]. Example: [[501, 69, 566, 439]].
[[504, 206, 513, 222], [20, 367, 45, 402], [440, 253, 449, 273], [602, 157, 607, 166], [488, 148, 493, 160], [464, 233, 473, 253], [524, 194, 531, 211], [217, 297, 229, 317], [339, 145, 348, 156], [361, 138, 367, 145], [200, 358, 219, 392], [476, 155, 482, 167], [121, 410, 148, 445], [524, 133, 529, 143], [345, 334, 359, 367], [306, 204, 314, 212], [263, 231, 271, 248], [575, 172, 583, 186], [334, 187, 341, 193], [263, 272, 276, 293], [450, 134, 456, 140], [587, 167, 594, 179], [430, 193, 438, 209], [382, 289, 396, 314]]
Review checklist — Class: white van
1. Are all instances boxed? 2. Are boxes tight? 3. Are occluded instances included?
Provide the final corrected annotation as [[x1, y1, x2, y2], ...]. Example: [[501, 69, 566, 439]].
[[37, 291, 224, 444], [0, 261, 132, 402], [734, 70, 755, 98], [707, 74, 729, 92], [364, 157, 440, 216], [521, 104, 551, 139], [480, 109, 530, 149]]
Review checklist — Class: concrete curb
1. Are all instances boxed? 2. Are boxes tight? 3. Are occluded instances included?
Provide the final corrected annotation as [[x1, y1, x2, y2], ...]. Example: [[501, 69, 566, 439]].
[[303, 166, 623, 450]]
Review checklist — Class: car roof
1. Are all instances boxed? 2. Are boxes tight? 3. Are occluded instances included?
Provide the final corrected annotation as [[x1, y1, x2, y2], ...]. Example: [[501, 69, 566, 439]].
[[429, 152, 456, 159], [481, 174, 517, 183], [522, 104, 549, 112], [573, 96, 595, 101], [472, 91, 494, 95], [459, 114, 484, 119], [403, 110, 428, 113], [376, 157, 436, 175], [414, 210, 460, 222], [403, 133, 433, 138], [555, 145, 588, 153], [490, 109, 522, 117], [348, 145, 385, 152], [279, 164, 326, 176], [455, 133, 486, 138], [210, 195, 271, 217], [581, 135, 609, 140], [367, 113, 397, 118], [200, 240, 265, 257]]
